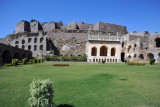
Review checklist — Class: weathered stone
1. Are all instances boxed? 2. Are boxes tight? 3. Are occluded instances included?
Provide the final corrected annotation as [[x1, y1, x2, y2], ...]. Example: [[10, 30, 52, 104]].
[[30, 21, 43, 32], [41, 21, 56, 32], [15, 21, 30, 34], [67, 21, 79, 30]]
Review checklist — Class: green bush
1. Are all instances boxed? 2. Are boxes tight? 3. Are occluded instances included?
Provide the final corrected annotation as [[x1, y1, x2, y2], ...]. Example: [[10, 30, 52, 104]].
[[41, 58, 44, 63], [29, 59, 33, 64], [22, 58, 27, 64], [33, 59, 37, 64], [43, 54, 87, 62], [12, 59, 19, 66], [37, 59, 41, 63], [5, 64, 13, 67], [150, 58, 156, 65], [128, 62, 146, 66], [28, 79, 54, 107]]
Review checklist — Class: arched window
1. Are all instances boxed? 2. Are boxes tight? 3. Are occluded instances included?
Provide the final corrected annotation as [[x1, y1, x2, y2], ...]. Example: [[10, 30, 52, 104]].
[[155, 38, 160, 47], [22, 40, 25, 44], [134, 44, 136, 52], [40, 37, 44, 43], [28, 45, 31, 51], [122, 42, 124, 47], [128, 55, 131, 58], [147, 53, 154, 59], [34, 38, 37, 43], [111, 47, 116, 56], [139, 54, 144, 59], [2, 50, 12, 64], [121, 52, 125, 62], [15, 41, 19, 44], [28, 38, 32, 43], [34, 45, 37, 51], [22, 45, 25, 50], [91, 47, 97, 56], [128, 45, 131, 53], [134, 54, 137, 58], [100, 46, 107, 56], [40, 45, 43, 51]]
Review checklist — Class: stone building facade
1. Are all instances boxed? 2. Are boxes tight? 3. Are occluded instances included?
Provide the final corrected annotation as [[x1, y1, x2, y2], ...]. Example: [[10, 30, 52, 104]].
[[87, 32, 160, 63], [9, 32, 48, 58]]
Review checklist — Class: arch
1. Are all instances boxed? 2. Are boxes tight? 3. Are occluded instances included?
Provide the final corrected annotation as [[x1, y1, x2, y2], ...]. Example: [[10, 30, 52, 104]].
[[15, 41, 19, 44], [91, 47, 97, 56], [139, 54, 144, 59], [111, 47, 116, 56], [134, 54, 137, 58], [14, 52, 20, 59], [134, 44, 137, 47], [28, 38, 32, 43], [128, 45, 131, 52], [158, 53, 160, 57], [40, 45, 43, 51], [34, 45, 37, 51], [2, 50, 12, 64], [40, 37, 44, 43], [121, 52, 125, 62], [22, 45, 25, 50], [22, 40, 25, 44], [147, 53, 154, 59], [34, 38, 37, 43], [100, 46, 107, 56], [15, 45, 18, 48], [155, 38, 160, 47], [122, 42, 124, 47], [128, 55, 131, 58], [28, 45, 31, 51]]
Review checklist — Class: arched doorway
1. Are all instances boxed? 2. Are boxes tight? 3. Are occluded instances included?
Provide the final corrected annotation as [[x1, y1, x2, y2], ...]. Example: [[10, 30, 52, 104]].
[[14, 52, 20, 59], [111, 47, 116, 56], [100, 46, 107, 56], [91, 47, 97, 56], [139, 54, 144, 59], [147, 53, 154, 59], [2, 50, 12, 64], [121, 52, 125, 62], [155, 38, 160, 47]]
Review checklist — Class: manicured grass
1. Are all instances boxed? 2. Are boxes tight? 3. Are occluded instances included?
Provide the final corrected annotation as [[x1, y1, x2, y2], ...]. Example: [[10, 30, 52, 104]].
[[0, 62, 160, 107]]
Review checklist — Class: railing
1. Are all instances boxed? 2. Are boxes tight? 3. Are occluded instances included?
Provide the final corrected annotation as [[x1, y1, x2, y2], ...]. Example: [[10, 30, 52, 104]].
[[88, 35, 121, 41]]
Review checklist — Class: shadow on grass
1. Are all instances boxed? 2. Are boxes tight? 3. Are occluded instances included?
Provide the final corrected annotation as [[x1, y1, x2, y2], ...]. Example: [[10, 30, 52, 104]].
[[57, 104, 74, 107]]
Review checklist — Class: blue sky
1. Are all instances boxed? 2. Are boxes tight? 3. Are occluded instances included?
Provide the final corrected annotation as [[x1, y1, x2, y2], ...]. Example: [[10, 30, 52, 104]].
[[0, 0, 160, 38]]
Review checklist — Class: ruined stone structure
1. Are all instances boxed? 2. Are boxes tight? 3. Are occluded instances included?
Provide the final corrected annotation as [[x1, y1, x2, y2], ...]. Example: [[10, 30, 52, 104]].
[[0, 20, 160, 63], [0, 43, 32, 66], [87, 32, 160, 63]]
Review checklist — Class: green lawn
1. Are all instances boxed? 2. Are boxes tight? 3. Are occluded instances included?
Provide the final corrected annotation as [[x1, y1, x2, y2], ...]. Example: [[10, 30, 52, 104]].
[[0, 62, 160, 107]]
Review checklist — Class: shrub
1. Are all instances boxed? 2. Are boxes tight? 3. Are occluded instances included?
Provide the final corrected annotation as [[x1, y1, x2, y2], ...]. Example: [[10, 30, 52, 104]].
[[29, 59, 33, 64], [128, 62, 146, 66], [150, 58, 156, 65], [22, 58, 27, 64], [33, 59, 37, 64], [53, 64, 69, 66], [37, 59, 41, 63], [12, 59, 19, 66], [27, 79, 54, 107], [41, 58, 44, 63], [5, 64, 13, 67]]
